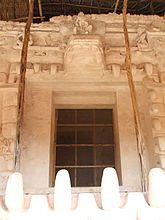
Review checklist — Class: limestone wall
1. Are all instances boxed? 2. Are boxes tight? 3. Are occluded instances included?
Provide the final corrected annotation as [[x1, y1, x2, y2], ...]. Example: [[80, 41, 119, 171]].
[[0, 13, 165, 191]]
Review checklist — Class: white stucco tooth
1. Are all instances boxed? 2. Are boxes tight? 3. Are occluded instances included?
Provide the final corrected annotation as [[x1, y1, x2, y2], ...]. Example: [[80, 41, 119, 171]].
[[5, 172, 24, 212], [148, 168, 165, 208], [54, 169, 72, 212], [101, 167, 120, 211]]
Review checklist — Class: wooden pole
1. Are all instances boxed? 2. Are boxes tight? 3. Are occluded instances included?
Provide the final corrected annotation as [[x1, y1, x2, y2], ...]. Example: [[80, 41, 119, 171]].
[[15, 0, 34, 170], [122, 0, 147, 191], [114, 0, 120, 13], [11, 16, 45, 21], [38, 0, 44, 22]]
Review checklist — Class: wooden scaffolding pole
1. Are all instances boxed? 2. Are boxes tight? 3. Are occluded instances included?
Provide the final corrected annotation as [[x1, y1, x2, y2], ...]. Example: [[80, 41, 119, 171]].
[[122, 0, 147, 191], [38, 0, 44, 22], [15, 0, 34, 170], [114, 0, 120, 13]]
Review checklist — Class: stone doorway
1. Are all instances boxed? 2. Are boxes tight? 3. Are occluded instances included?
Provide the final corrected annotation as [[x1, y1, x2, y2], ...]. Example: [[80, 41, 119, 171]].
[[54, 109, 115, 187]]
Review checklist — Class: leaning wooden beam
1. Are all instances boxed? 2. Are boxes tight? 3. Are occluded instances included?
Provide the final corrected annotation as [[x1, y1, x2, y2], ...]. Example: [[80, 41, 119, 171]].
[[11, 16, 45, 21], [114, 0, 120, 13], [122, 0, 147, 191], [38, 0, 44, 22], [15, 0, 34, 170]]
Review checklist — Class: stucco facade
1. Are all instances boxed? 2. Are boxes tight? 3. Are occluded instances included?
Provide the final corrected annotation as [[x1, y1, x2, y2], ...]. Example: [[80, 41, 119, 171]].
[[0, 13, 165, 193]]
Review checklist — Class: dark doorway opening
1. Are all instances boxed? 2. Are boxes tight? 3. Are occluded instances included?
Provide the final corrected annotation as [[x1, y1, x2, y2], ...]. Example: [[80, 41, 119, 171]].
[[55, 109, 115, 187]]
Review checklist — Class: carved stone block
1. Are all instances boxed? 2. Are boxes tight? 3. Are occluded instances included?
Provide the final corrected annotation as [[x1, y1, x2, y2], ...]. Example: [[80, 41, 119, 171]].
[[50, 64, 58, 75], [2, 106, 17, 124], [3, 91, 17, 107], [159, 155, 165, 169], [64, 36, 105, 78], [0, 155, 14, 171], [132, 65, 137, 75], [157, 136, 165, 151], [73, 12, 93, 35], [0, 73, 7, 84], [148, 90, 157, 102], [0, 155, 14, 173], [160, 72, 165, 84], [33, 63, 41, 73], [2, 123, 17, 139], [148, 89, 164, 103], [10, 63, 20, 75], [150, 103, 165, 115], [144, 63, 153, 76], [7, 155, 15, 171], [152, 118, 162, 131], [17, 33, 33, 46], [8, 74, 18, 84], [112, 64, 120, 78], [0, 137, 13, 155]]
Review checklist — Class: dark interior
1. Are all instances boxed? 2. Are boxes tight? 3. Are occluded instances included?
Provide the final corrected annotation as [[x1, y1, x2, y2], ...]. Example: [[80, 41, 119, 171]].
[[55, 109, 115, 187]]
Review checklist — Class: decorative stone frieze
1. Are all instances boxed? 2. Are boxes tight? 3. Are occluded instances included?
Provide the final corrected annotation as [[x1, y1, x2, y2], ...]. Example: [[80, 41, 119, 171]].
[[64, 35, 105, 77], [73, 12, 93, 34], [0, 14, 164, 84], [17, 32, 33, 46], [136, 28, 149, 51]]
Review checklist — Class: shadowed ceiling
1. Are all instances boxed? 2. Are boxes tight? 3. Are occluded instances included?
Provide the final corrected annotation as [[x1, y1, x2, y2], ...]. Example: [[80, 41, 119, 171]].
[[0, 0, 165, 22]]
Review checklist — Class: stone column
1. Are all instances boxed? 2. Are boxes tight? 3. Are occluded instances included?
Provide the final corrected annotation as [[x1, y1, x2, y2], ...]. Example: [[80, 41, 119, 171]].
[[20, 84, 52, 189], [117, 88, 141, 190]]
